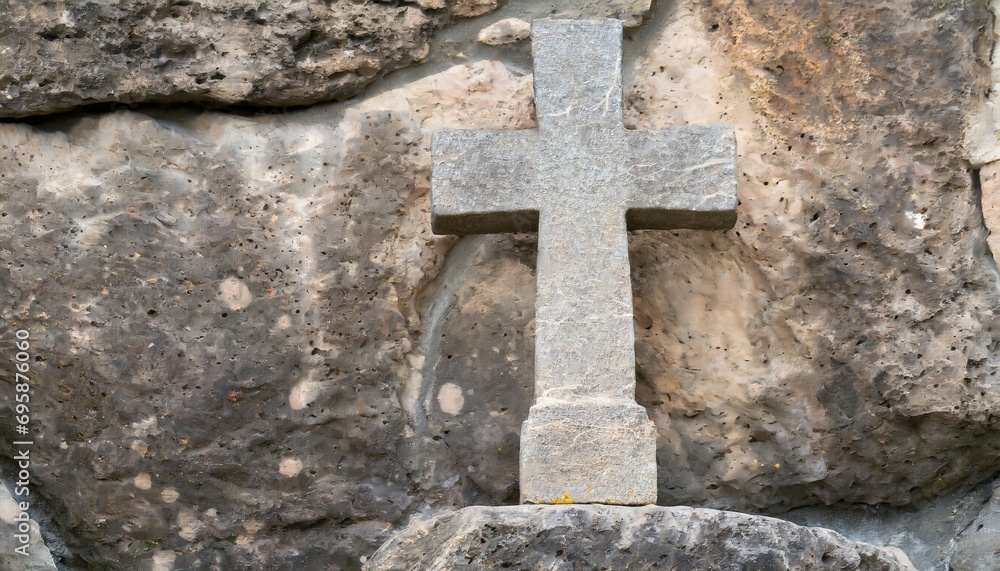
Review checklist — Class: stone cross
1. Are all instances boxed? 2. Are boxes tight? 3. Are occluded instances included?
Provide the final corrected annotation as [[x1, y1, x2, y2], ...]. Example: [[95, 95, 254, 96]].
[[431, 19, 737, 505]]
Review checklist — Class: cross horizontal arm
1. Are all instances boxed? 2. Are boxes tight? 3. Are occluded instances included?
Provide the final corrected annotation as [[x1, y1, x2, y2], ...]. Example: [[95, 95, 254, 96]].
[[431, 129, 539, 235], [624, 124, 738, 230]]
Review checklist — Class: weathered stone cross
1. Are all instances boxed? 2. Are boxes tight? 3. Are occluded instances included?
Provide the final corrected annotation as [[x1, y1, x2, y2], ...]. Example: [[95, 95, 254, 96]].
[[431, 19, 737, 505]]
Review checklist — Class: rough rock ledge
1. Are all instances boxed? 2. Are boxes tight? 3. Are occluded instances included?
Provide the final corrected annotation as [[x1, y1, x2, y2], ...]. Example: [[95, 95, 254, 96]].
[[364, 505, 915, 570]]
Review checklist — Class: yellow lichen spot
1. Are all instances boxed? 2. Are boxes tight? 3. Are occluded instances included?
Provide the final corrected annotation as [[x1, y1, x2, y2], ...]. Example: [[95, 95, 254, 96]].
[[548, 493, 573, 504], [774, 463, 780, 469]]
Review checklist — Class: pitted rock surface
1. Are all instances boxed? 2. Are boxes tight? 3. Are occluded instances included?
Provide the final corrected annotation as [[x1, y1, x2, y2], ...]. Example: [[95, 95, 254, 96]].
[[0, 62, 534, 569], [365, 505, 916, 570], [0, 0, 493, 118], [1, 0, 1000, 569]]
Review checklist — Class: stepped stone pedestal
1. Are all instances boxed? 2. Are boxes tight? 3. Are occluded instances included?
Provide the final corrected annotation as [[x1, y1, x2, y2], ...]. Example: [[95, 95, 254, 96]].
[[519, 399, 656, 504]]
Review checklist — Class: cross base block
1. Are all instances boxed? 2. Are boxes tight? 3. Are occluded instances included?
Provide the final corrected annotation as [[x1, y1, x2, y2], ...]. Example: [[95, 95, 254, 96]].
[[519, 399, 657, 505]]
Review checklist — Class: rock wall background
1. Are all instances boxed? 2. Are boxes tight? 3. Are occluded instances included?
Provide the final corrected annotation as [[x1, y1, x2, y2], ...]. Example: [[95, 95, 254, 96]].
[[2, 0, 1000, 569]]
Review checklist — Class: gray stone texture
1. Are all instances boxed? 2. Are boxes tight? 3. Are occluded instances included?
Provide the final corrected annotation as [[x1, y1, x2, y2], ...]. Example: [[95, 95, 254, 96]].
[[433, 19, 736, 505], [364, 505, 916, 570], [951, 480, 1000, 571], [0, 0, 999, 568], [0, 60, 537, 570], [0, 0, 658, 119], [0, 0, 495, 118], [0, 484, 58, 571], [783, 481, 996, 571]]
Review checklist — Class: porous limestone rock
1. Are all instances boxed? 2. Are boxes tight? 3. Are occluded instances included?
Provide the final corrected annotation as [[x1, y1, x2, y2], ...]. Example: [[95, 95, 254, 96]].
[[0, 0, 496, 118], [628, 0, 1000, 512], [0, 60, 533, 569], [558, 0, 652, 27], [0, 0, 660, 119], [421, 0, 1000, 517], [364, 505, 916, 570], [476, 18, 531, 46], [1, 0, 1000, 568]]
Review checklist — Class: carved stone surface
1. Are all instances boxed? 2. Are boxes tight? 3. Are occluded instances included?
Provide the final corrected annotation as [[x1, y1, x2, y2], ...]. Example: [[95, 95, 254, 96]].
[[365, 505, 916, 570], [432, 19, 736, 504]]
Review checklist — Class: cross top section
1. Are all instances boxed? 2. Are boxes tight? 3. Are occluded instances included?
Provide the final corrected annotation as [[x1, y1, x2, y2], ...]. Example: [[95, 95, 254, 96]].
[[532, 19, 623, 132]]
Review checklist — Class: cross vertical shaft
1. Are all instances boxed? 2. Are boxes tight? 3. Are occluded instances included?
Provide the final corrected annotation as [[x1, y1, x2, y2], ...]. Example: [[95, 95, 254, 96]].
[[431, 19, 737, 505]]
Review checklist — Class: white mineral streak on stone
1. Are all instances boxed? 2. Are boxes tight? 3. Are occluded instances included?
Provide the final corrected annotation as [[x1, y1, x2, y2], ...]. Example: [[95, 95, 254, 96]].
[[151, 551, 176, 571], [129, 416, 162, 438], [279, 458, 304, 477], [219, 277, 253, 310], [980, 163, 1000, 264], [161, 488, 180, 503], [290, 370, 323, 410], [244, 520, 264, 534], [0, 490, 18, 524], [289, 382, 321, 410], [177, 510, 202, 541], [340, 59, 532, 430], [905, 211, 926, 230], [131, 440, 148, 456], [437, 382, 465, 415], [477, 18, 531, 46], [134, 473, 152, 490], [398, 354, 424, 420]]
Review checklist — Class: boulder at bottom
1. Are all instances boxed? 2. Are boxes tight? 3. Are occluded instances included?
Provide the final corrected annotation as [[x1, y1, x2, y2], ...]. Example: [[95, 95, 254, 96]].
[[365, 505, 915, 571]]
